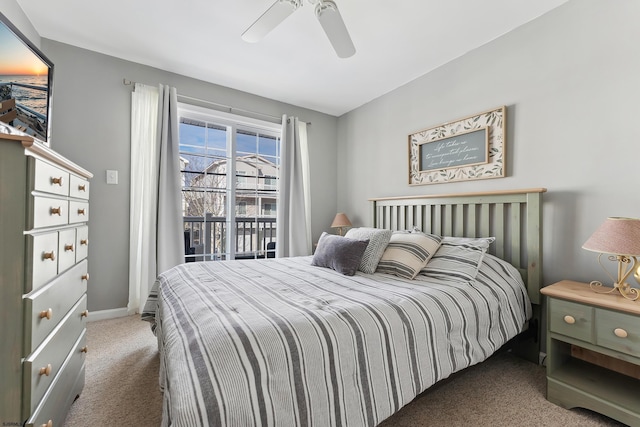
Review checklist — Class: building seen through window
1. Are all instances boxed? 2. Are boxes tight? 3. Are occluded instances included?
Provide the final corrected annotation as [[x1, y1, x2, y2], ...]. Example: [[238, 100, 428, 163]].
[[178, 106, 281, 261]]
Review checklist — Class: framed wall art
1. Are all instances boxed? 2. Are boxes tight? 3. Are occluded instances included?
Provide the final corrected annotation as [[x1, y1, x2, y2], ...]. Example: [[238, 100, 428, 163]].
[[409, 106, 506, 185]]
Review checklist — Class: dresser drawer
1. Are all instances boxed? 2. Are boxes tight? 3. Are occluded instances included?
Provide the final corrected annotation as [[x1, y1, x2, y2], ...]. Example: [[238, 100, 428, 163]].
[[69, 200, 89, 224], [29, 196, 69, 230], [57, 228, 77, 274], [31, 158, 70, 197], [549, 298, 594, 342], [24, 260, 88, 353], [26, 232, 59, 293], [596, 308, 640, 358], [23, 294, 87, 415], [75, 225, 89, 263], [69, 174, 90, 200], [25, 330, 86, 427]]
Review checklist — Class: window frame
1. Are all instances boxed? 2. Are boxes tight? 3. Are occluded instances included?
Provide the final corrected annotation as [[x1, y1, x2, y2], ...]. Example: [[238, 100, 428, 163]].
[[179, 103, 281, 260]]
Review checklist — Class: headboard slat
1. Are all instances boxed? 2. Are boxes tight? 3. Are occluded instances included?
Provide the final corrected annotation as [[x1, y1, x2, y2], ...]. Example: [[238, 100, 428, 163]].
[[371, 188, 546, 304]]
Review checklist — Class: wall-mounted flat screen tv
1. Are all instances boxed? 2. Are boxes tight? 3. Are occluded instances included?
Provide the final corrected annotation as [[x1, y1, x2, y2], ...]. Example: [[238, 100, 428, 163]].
[[0, 11, 53, 146]]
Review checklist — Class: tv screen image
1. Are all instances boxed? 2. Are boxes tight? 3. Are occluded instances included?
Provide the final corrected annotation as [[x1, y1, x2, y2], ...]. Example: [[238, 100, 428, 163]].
[[0, 12, 53, 145]]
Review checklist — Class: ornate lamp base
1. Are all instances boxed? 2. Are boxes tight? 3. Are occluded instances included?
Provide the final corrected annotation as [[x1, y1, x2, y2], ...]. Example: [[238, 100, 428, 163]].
[[590, 280, 640, 301]]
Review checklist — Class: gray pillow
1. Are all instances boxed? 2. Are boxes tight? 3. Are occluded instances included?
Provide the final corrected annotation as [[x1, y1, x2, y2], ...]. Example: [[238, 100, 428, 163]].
[[312, 232, 369, 276], [344, 227, 392, 274]]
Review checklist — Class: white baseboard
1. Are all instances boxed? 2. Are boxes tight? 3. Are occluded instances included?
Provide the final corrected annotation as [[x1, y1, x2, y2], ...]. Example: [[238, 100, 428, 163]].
[[87, 307, 130, 322]]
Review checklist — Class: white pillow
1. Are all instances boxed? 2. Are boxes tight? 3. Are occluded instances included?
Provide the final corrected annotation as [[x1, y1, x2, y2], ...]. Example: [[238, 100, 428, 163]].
[[376, 232, 442, 279], [344, 227, 392, 274], [442, 236, 495, 250]]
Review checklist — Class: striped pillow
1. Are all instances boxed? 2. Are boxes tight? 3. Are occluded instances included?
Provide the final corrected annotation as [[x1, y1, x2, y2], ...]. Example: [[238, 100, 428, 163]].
[[344, 227, 393, 274], [376, 232, 442, 279], [420, 240, 488, 282]]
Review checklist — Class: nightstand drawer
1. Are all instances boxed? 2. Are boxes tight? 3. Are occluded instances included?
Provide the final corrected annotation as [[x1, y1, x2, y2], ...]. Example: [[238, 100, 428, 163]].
[[596, 308, 640, 358], [549, 298, 593, 342]]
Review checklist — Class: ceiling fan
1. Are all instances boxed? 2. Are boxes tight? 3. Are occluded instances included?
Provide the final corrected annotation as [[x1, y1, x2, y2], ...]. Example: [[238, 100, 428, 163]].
[[242, 0, 356, 58]]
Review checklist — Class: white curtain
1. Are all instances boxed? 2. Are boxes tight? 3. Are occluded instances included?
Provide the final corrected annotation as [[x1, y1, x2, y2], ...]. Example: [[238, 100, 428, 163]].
[[128, 83, 184, 314], [276, 115, 311, 257]]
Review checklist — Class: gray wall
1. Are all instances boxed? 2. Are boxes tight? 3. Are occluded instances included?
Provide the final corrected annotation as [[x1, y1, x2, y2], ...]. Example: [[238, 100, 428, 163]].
[[337, 0, 640, 288], [33, 40, 339, 312], [4, 0, 639, 313], [3, 0, 337, 313]]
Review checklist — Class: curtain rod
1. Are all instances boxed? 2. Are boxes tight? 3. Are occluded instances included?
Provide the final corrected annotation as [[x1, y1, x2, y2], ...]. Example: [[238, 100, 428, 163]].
[[123, 78, 310, 125]]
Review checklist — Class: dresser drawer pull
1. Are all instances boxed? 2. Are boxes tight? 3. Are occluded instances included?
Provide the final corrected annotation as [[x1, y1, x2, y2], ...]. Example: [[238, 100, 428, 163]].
[[77, 208, 86, 215], [65, 243, 75, 252], [80, 238, 89, 246], [51, 176, 63, 186], [81, 310, 89, 318], [43, 250, 56, 261], [39, 308, 53, 320], [81, 346, 89, 353], [50, 206, 62, 216], [78, 184, 86, 192], [563, 315, 576, 325], [41, 419, 53, 427], [39, 363, 52, 376], [82, 273, 90, 281], [614, 328, 628, 338]]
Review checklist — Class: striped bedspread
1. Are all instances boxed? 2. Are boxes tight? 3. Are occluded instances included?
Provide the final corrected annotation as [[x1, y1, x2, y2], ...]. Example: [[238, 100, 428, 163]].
[[142, 254, 531, 427]]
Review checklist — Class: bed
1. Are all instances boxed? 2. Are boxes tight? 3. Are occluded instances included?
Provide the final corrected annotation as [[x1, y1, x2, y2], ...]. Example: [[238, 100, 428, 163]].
[[142, 188, 546, 426]]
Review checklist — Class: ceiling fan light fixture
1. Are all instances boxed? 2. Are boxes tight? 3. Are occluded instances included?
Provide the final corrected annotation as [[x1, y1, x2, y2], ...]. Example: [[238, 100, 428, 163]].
[[315, 0, 356, 58]]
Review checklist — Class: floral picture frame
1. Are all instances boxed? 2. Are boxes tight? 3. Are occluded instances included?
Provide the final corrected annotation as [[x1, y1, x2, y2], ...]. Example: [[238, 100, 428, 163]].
[[409, 106, 506, 185]]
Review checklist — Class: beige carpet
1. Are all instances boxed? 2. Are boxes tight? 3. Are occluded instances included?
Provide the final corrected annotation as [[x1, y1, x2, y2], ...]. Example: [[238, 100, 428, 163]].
[[64, 315, 626, 427]]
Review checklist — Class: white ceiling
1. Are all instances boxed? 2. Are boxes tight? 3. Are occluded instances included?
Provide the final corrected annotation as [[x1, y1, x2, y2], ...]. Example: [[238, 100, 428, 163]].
[[16, 0, 569, 117]]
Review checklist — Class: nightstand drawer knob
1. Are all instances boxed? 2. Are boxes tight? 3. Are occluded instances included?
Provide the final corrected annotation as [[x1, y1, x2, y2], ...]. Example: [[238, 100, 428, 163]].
[[41, 420, 53, 427], [563, 315, 576, 324], [39, 363, 52, 376], [40, 308, 53, 320], [614, 328, 628, 338]]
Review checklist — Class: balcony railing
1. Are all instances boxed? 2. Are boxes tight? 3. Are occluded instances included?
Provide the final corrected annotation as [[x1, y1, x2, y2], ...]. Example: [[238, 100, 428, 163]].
[[183, 215, 276, 262]]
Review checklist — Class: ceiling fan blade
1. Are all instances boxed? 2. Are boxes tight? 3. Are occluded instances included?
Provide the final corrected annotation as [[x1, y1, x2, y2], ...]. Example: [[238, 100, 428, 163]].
[[242, 0, 302, 43], [315, 0, 355, 58]]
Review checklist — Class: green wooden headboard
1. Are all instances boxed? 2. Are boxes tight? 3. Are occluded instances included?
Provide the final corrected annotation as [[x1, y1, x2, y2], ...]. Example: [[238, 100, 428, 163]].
[[370, 188, 546, 304]]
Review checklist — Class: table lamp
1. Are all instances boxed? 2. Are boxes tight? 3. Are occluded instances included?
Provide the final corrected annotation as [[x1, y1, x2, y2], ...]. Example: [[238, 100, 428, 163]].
[[582, 217, 640, 301], [331, 212, 352, 236]]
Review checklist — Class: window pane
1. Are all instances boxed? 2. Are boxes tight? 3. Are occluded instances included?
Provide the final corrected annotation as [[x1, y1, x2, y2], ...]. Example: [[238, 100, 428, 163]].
[[179, 108, 280, 262]]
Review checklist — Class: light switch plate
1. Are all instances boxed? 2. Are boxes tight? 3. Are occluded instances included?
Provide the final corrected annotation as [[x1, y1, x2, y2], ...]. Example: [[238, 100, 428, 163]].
[[106, 170, 118, 185]]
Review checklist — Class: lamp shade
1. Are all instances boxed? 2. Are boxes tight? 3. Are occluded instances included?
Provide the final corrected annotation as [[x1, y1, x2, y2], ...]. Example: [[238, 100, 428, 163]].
[[331, 212, 352, 229], [582, 217, 640, 256]]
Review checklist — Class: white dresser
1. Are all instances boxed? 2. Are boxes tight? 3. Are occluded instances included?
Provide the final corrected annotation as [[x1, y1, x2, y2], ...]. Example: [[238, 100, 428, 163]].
[[0, 133, 92, 427]]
